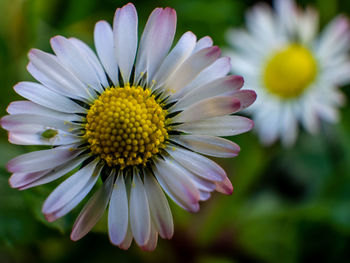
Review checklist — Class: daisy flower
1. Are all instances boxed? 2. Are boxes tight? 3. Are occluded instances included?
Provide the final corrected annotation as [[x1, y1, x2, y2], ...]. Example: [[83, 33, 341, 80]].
[[1, 3, 256, 250], [226, 0, 350, 146]]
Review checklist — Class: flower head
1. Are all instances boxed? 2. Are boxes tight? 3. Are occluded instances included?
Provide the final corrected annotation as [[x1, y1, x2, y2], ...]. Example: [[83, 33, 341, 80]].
[[1, 3, 256, 250], [226, 0, 350, 146]]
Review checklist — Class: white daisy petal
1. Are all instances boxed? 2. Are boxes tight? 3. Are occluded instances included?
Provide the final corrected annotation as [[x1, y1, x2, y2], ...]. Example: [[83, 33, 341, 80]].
[[165, 46, 221, 95], [50, 36, 103, 93], [135, 7, 176, 83], [177, 57, 232, 98], [171, 134, 240, 158], [140, 222, 158, 252], [12, 155, 88, 190], [1, 114, 80, 133], [192, 36, 213, 53], [172, 96, 241, 123], [118, 223, 133, 250], [9, 126, 80, 146], [108, 172, 129, 246], [6, 101, 81, 122], [166, 146, 226, 182], [199, 190, 211, 201], [94, 21, 119, 86], [69, 37, 109, 89], [42, 160, 100, 216], [215, 176, 233, 195], [71, 172, 115, 241], [27, 49, 90, 101], [130, 171, 151, 246], [176, 115, 254, 136], [113, 3, 138, 84], [153, 157, 200, 212], [153, 31, 197, 88], [173, 75, 244, 111], [144, 174, 173, 239], [6, 145, 82, 173], [14, 81, 85, 113]]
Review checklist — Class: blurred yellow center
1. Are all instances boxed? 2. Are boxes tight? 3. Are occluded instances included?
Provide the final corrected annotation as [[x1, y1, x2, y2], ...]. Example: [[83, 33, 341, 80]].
[[85, 85, 168, 169], [263, 44, 317, 98]]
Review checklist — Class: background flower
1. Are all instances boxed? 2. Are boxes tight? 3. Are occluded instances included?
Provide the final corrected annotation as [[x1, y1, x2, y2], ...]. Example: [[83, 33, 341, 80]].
[[1, 0, 350, 262], [226, 0, 350, 147]]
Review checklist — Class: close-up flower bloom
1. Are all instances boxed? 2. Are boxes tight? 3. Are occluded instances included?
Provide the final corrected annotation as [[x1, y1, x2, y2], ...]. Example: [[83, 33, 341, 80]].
[[0, 3, 256, 251], [226, 0, 350, 146]]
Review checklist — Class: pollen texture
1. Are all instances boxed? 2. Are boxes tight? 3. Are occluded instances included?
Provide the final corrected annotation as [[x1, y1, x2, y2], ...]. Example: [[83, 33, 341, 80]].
[[263, 44, 317, 99], [85, 85, 168, 168]]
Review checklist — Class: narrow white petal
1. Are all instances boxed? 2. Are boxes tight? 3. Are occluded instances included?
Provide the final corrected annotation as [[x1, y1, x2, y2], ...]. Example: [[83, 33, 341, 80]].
[[6, 145, 82, 173], [172, 75, 244, 111], [192, 36, 213, 54], [175, 115, 254, 136], [140, 222, 158, 251], [144, 175, 173, 239], [71, 172, 115, 241], [165, 46, 221, 95], [70, 37, 109, 89], [179, 57, 232, 97], [153, 31, 196, 87], [27, 49, 91, 101], [199, 190, 211, 201], [153, 157, 200, 212], [172, 96, 241, 123], [108, 172, 129, 246], [215, 176, 233, 195], [1, 113, 80, 133], [42, 160, 100, 215], [94, 21, 119, 86], [50, 36, 103, 92], [14, 82, 85, 113], [113, 3, 138, 84], [172, 134, 240, 158], [14, 155, 88, 190], [118, 223, 133, 250], [135, 7, 176, 83], [6, 101, 81, 122], [130, 171, 151, 246], [166, 146, 226, 182], [9, 126, 80, 146]]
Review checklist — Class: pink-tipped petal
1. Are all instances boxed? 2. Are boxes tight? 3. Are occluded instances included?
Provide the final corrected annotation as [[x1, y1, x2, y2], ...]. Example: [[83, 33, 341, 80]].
[[165, 46, 221, 96], [173, 96, 241, 123], [71, 172, 115, 241], [215, 176, 233, 195], [176, 115, 254, 136], [167, 146, 226, 182], [153, 157, 200, 213], [173, 75, 244, 110], [135, 7, 177, 82], [153, 31, 197, 87], [172, 134, 240, 158], [6, 145, 81, 173], [144, 175, 174, 239], [42, 160, 100, 215]]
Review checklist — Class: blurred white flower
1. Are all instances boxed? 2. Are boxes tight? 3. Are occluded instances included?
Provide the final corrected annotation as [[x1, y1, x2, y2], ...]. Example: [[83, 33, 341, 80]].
[[227, 0, 350, 146], [1, 3, 256, 250]]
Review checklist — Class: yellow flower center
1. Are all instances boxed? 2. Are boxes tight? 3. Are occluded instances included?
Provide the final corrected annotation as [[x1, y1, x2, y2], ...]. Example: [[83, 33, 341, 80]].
[[85, 85, 168, 169], [263, 44, 317, 99]]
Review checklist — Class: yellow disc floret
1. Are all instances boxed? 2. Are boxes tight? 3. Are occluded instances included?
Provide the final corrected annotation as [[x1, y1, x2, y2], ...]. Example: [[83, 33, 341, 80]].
[[85, 85, 168, 169], [263, 44, 317, 99]]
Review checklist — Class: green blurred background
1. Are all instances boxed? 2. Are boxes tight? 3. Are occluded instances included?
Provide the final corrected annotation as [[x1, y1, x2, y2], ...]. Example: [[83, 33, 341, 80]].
[[1, 0, 350, 262]]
